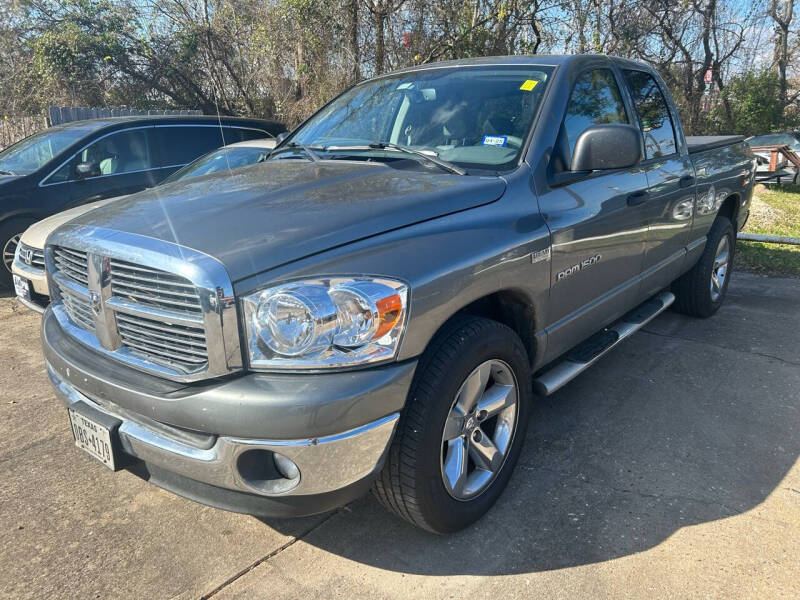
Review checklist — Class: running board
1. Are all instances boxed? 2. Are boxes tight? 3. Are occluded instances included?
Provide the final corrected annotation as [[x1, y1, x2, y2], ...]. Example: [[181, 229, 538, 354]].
[[533, 291, 675, 396]]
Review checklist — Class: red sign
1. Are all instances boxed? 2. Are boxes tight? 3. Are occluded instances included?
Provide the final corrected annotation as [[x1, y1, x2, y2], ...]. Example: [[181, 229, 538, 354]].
[[704, 69, 712, 83]]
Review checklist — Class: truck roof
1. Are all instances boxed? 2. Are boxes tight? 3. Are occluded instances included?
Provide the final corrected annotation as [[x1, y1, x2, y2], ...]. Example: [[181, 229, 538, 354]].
[[378, 54, 655, 78]]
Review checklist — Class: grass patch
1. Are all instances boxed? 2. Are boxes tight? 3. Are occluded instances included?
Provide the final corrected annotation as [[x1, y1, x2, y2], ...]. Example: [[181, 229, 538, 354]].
[[736, 184, 800, 277]]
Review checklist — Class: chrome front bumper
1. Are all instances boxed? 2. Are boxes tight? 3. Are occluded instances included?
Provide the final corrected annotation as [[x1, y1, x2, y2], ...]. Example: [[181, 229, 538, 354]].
[[47, 364, 399, 499]]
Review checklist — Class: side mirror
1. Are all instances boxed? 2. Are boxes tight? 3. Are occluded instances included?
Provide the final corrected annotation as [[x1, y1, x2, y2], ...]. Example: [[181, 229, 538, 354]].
[[275, 131, 289, 144], [75, 161, 99, 179], [571, 124, 642, 171]]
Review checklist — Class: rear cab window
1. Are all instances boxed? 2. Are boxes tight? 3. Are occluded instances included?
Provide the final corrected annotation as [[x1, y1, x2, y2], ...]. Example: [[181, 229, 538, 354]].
[[622, 70, 678, 159]]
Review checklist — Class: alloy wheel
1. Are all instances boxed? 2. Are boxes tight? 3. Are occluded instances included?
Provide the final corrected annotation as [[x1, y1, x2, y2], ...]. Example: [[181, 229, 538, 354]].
[[440, 359, 519, 500], [2, 234, 20, 273], [710, 235, 730, 302]]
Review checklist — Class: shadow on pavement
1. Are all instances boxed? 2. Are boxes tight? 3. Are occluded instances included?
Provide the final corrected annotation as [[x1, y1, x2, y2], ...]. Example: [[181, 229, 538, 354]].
[[261, 274, 800, 575]]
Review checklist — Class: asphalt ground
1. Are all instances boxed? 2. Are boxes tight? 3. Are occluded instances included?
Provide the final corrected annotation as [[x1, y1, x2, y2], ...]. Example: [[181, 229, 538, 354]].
[[1, 270, 798, 599]]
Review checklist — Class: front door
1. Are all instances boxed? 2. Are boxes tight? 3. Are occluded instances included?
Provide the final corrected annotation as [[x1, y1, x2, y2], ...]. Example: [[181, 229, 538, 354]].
[[65, 127, 161, 206], [538, 67, 651, 360]]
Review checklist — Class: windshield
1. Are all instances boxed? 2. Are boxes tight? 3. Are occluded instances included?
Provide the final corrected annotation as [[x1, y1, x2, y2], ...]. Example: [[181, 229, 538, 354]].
[[0, 127, 87, 176], [285, 65, 554, 172], [162, 145, 271, 184], [748, 133, 800, 149]]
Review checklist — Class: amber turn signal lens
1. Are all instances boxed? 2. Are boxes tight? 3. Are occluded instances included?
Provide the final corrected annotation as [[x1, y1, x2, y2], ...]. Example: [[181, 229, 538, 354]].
[[375, 293, 403, 340]]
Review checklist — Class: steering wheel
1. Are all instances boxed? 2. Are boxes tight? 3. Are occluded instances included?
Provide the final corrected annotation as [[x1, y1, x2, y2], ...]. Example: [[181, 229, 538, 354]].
[[503, 136, 523, 150]]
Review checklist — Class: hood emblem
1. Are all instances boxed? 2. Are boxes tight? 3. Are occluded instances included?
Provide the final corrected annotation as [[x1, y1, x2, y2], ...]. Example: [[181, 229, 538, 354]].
[[90, 291, 102, 316], [20, 247, 33, 265]]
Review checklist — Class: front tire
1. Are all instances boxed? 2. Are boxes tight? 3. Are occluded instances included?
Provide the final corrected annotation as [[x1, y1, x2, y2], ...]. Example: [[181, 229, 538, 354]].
[[373, 316, 532, 533], [672, 215, 735, 318]]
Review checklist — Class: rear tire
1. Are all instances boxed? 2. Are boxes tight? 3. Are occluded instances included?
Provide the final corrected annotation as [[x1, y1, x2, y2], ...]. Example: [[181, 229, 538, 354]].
[[373, 316, 532, 533], [672, 215, 734, 318], [0, 218, 36, 289]]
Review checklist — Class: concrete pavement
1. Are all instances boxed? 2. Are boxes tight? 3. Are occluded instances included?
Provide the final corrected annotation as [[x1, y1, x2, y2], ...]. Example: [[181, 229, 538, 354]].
[[1, 271, 798, 599]]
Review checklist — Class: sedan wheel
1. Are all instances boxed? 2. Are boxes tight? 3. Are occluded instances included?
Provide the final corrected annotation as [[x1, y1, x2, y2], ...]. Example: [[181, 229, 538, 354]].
[[2, 233, 21, 273]]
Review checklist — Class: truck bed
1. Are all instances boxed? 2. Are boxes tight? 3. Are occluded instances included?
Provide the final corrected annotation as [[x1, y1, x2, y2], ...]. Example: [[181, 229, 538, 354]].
[[686, 135, 745, 154]]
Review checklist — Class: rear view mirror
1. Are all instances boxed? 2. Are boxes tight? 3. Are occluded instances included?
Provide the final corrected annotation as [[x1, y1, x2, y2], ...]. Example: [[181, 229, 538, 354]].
[[75, 161, 100, 179], [571, 124, 642, 171]]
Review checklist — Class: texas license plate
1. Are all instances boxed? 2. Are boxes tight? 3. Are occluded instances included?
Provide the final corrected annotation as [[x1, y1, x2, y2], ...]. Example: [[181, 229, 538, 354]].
[[68, 408, 116, 470], [13, 274, 30, 300]]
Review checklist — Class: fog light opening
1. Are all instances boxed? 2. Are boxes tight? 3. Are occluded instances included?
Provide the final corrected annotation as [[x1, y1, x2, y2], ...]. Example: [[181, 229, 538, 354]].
[[236, 449, 301, 494]]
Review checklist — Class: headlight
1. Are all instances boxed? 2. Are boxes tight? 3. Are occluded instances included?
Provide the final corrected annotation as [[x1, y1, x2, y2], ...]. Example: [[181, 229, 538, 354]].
[[242, 277, 408, 370]]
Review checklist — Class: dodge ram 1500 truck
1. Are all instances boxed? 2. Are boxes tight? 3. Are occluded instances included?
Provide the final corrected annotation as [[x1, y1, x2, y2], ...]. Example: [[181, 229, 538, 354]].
[[42, 55, 754, 534]]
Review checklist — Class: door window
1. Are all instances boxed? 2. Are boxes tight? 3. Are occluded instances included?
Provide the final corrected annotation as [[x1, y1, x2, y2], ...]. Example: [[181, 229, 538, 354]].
[[562, 69, 628, 158], [622, 70, 677, 159], [80, 129, 154, 176], [51, 128, 156, 181], [227, 128, 272, 143], [153, 126, 232, 167]]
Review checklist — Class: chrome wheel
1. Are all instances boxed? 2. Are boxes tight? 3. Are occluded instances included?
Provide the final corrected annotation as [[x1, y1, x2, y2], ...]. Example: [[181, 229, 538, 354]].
[[440, 359, 519, 501], [710, 235, 730, 302], [2, 234, 20, 273]]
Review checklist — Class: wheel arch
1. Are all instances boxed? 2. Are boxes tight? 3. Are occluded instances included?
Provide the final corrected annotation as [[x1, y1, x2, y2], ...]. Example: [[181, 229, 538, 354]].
[[717, 194, 741, 228], [447, 289, 539, 367]]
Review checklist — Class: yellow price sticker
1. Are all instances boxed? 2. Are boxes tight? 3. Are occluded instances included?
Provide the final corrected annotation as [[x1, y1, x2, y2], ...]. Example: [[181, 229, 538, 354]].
[[520, 80, 539, 91]]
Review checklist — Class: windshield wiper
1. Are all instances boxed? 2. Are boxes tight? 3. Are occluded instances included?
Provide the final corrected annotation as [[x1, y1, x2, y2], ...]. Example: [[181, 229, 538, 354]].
[[269, 142, 322, 162], [326, 142, 467, 175], [0, 169, 16, 176]]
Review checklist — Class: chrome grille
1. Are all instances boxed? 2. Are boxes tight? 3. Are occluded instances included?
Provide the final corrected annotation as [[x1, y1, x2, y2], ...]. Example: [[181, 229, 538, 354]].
[[57, 282, 94, 331], [110, 259, 202, 316], [51, 245, 210, 375], [19, 244, 46, 270], [116, 312, 208, 370], [53, 247, 89, 285], [30, 248, 45, 269]]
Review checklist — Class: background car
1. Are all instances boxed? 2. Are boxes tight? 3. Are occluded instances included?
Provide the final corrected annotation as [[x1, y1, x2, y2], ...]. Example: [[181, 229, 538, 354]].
[[12, 137, 277, 312], [0, 116, 285, 287]]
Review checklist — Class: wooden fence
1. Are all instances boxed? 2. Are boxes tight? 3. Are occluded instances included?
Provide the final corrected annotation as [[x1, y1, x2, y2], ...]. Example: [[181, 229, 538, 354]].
[[0, 114, 48, 150], [1, 107, 204, 150], [47, 106, 202, 126]]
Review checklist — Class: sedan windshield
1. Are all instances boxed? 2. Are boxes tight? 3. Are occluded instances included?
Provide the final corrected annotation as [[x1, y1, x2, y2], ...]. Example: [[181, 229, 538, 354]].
[[0, 127, 87, 176], [285, 65, 554, 172], [162, 145, 272, 184]]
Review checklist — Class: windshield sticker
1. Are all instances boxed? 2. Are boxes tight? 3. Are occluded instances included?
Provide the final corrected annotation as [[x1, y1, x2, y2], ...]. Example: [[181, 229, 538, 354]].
[[482, 135, 507, 147], [520, 79, 539, 91]]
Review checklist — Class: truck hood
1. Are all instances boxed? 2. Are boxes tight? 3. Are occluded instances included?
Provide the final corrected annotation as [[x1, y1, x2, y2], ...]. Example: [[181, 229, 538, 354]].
[[68, 160, 506, 281]]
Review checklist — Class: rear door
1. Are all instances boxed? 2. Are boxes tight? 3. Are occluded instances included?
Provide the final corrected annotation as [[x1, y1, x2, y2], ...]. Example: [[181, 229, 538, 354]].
[[537, 67, 651, 359], [152, 125, 232, 180], [621, 68, 696, 294], [152, 125, 271, 179]]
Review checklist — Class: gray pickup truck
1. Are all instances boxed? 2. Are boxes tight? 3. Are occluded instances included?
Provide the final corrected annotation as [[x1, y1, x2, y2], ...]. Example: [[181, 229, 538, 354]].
[[42, 55, 754, 534]]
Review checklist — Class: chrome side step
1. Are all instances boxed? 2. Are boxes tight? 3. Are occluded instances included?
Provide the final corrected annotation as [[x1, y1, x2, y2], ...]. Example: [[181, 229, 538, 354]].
[[533, 291, 675, 396]]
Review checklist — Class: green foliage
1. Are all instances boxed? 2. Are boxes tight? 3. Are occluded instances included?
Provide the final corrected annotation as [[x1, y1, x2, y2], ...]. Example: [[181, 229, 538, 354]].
[[714, 70, 796, 136], [0, 0, 798, 136]]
